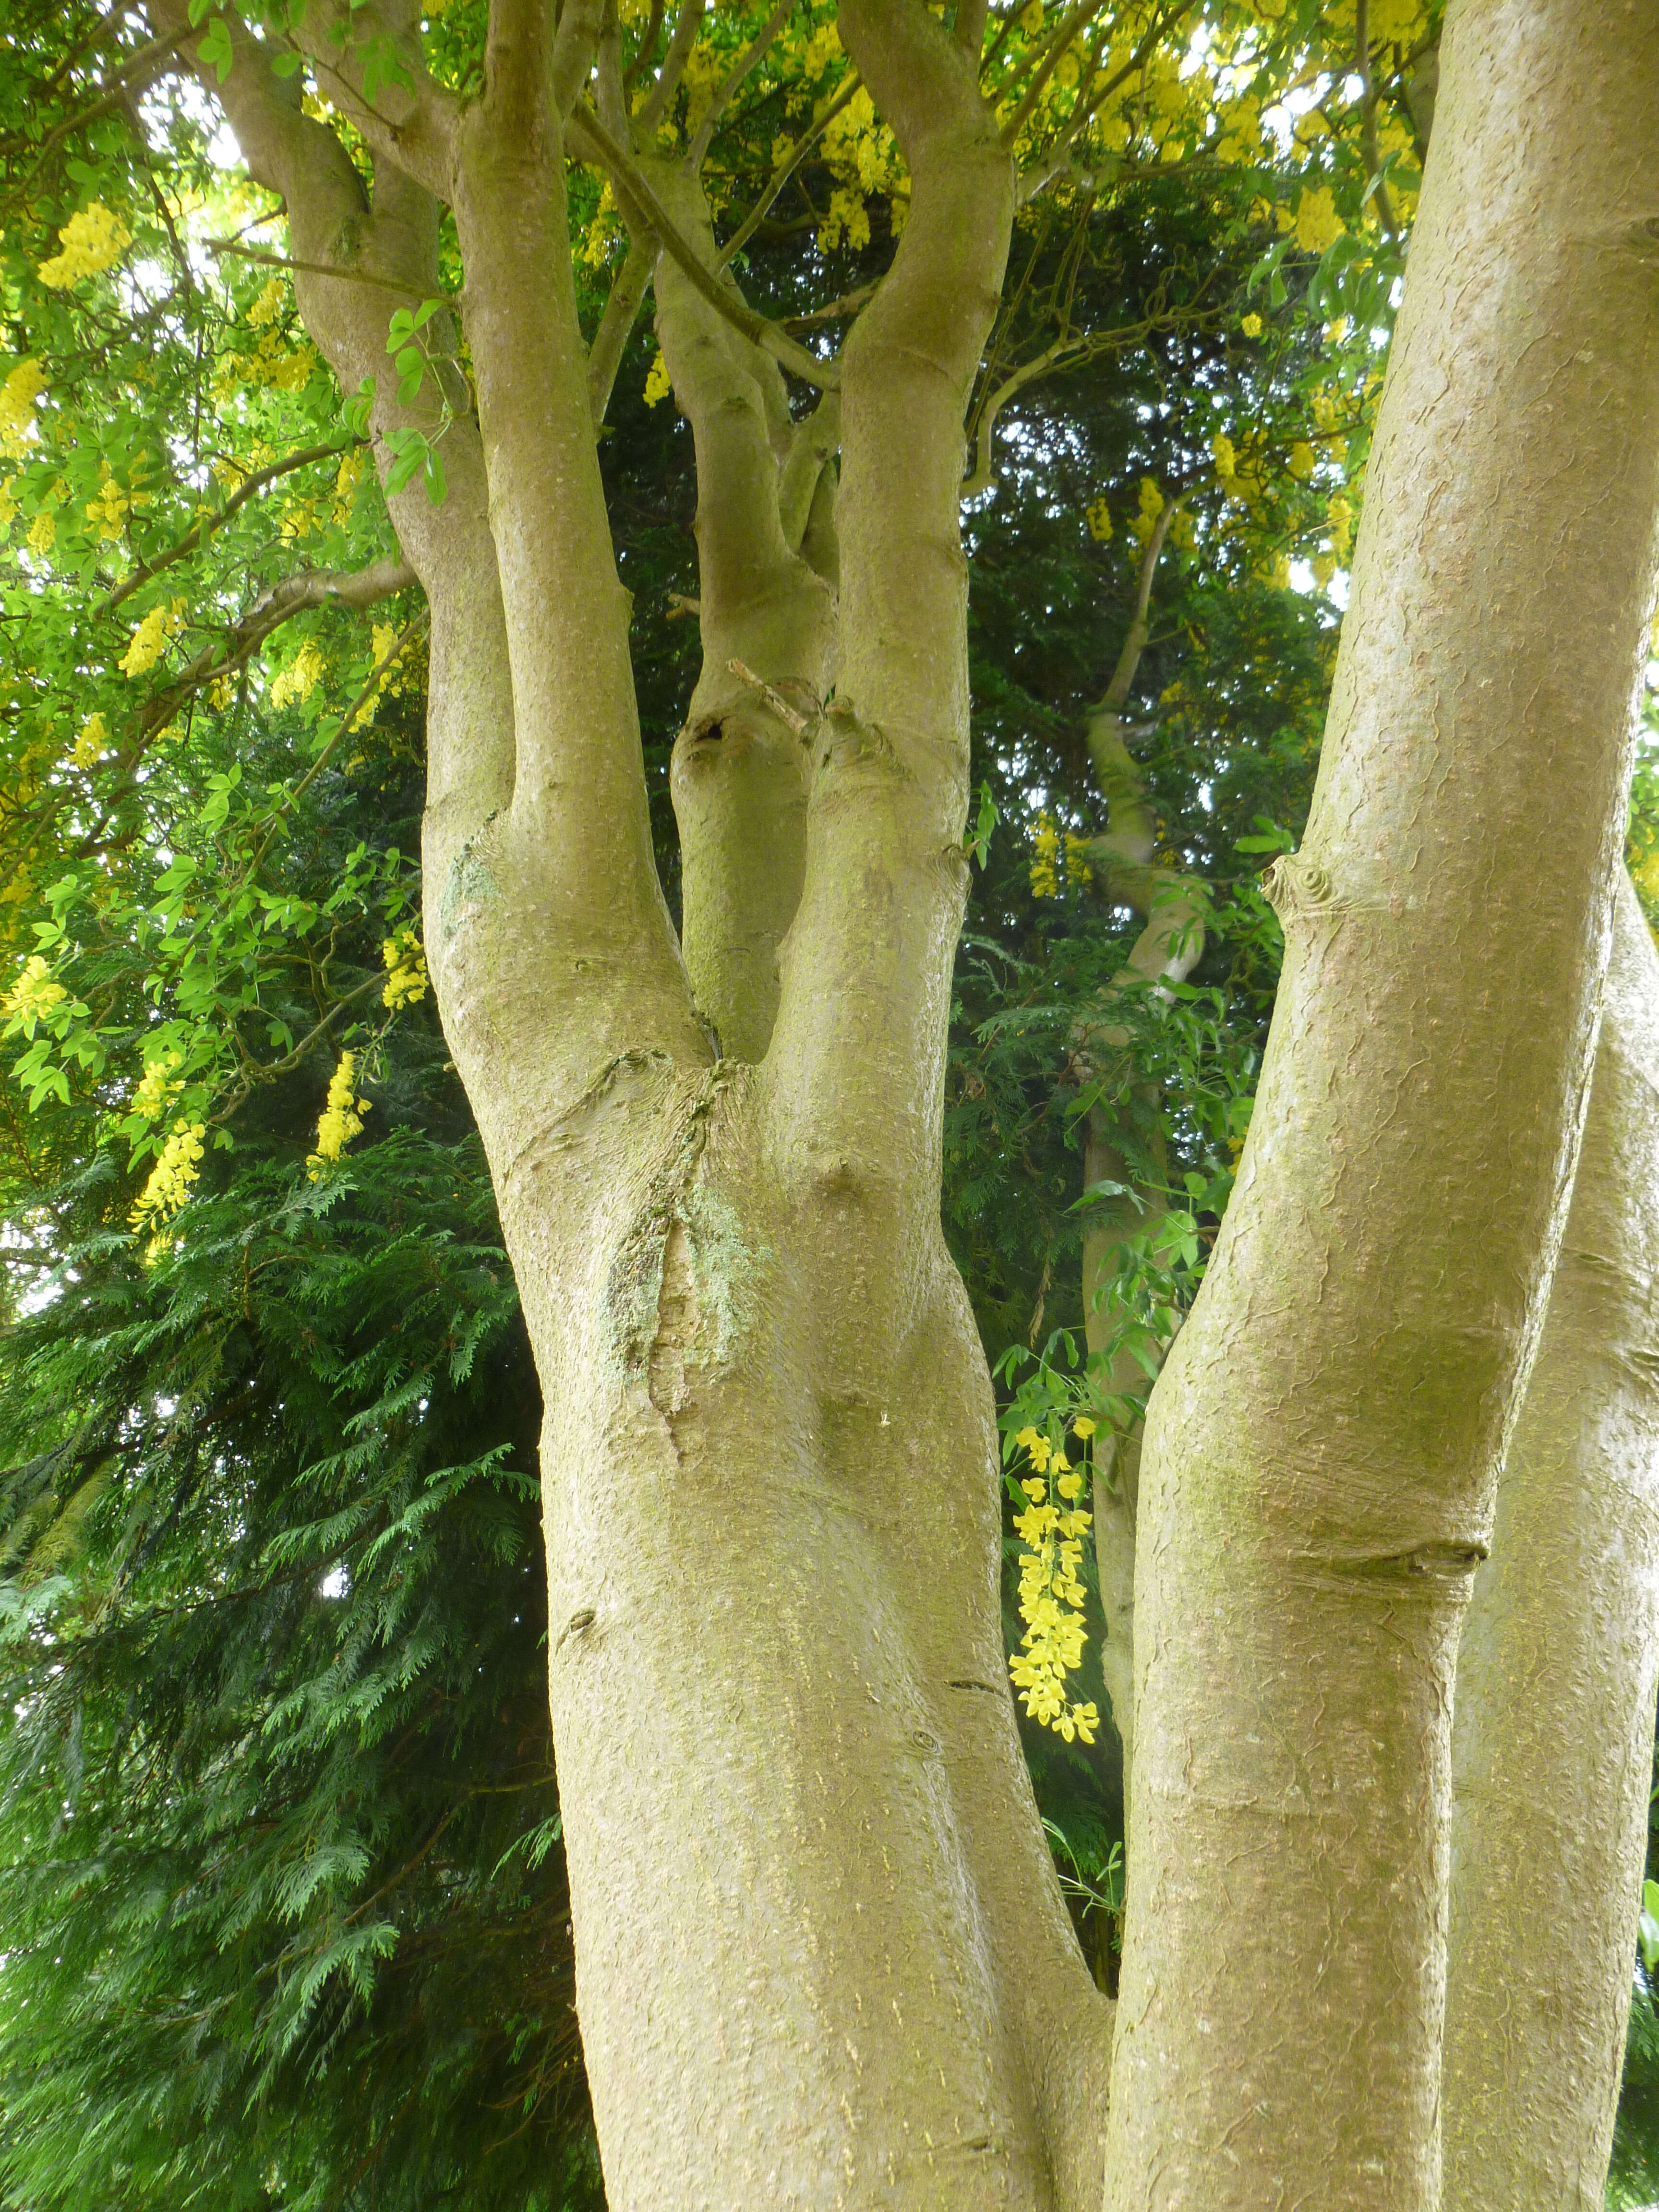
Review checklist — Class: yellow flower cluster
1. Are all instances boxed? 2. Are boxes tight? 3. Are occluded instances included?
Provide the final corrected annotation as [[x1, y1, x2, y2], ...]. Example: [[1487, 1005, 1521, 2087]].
[[1240, 312, 1262, 338], [130, 1118, 205, 1261], [26, 508, 55, 559], [333, 446, 367, 523], [1292, 185, 1343, 255], [0, 359, 46, 458], [85, 467, 128, 543], [132, 1048, 184, 1120], [382, 930, 428, 1010], [271, 639, 325, 710], [1131, 477, 1165, 546], [306, 1052, 369, 1178], [642, 349, 673, 409], [1009, 1419, 1100, 1743], [246, 275, 288, 328], [38, 202, 132, 289], [1031, 814, 1059, 898], [1, 954, 66, 1035], [72, 713, 107, 769], [1085, 495, 1113, 542], [120, 599, 185, 677]]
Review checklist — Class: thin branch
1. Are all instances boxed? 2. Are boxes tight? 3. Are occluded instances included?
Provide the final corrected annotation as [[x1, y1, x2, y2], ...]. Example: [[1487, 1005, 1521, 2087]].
[[960, 337, 1081, 497], [635, 0, 704, 133], [587, 237, 654, 426], [727, 657, 810, 736], [202, 236, 418, 292], [687, 0, 792, 166], [716, 69, 864, 270], [1355, 0, 1400, 239], [782, 277, 880, 326], [1101, 495, 1179, 714], [7, 24, 192, 200], [955, 0, 991, 56], [95, 439, 364, 618], [573, 103, 840, 390], [998, 0, 1107, 149], [622, 0, 666, 90]]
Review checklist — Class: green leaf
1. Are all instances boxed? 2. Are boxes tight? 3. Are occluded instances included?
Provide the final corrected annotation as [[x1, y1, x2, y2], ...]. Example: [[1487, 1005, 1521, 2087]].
[[198, 14, 234, 80]]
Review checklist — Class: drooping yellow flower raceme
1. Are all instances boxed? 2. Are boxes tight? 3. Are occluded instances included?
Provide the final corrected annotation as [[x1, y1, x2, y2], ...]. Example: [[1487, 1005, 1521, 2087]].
[[1008, 1421, 1099, 1744], [72, 713, 107, 769], [25, 508, 55, 559], [130, 1118, 206, 1261], [120, 599, 184, 677], [132, 1048, 185, 1120], [1293, 185, 1343, 255], [1, 954, 67, 1036], [37, 202, 132, 289], [382, 930, 428, 1010], [0, 359, 46, 458], [306, 1052, 370, 1178], [270, 638, 325, 710], [1132, 475, 1165, 545], [1085, 495, 1113, 542], [246, 275, 288, 328], [642, 350, 673, 408], [1030, 815, 1059, 898]]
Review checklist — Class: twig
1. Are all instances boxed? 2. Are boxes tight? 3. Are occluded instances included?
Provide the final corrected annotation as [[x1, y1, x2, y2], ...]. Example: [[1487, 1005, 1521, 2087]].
[[727, 656, 810, 734]]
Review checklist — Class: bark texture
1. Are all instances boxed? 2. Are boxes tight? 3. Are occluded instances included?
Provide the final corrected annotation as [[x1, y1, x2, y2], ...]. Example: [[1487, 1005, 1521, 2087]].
[[1103, 6, 1659, 2208], [1443, 871, 1659, 2212]]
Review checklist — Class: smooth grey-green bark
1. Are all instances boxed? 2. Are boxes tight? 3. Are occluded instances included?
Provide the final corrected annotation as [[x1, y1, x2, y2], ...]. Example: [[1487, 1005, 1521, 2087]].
[[1104, 6, 1659, 2207], [1443, 870, 1659, 2212]]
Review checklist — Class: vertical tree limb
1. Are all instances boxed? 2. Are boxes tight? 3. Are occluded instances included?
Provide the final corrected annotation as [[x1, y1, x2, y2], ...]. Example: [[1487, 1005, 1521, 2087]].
[[1444, 872, 1659, 2212]]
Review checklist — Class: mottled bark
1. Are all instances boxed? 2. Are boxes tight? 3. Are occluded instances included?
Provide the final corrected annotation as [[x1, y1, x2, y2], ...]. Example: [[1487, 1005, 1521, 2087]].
[[1105, 6, 1659, 2208], [1443, 872, 1659, 2212]]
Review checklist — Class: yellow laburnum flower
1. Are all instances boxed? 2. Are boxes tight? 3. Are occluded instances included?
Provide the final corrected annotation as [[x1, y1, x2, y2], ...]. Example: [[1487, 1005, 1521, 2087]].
[[1064, 832, 1092, 885], [1240, 312, 1262, 337], [120, 599, 184, 677], [1020, 0, 1044, 26], [1294, 186, 1343, 255], [246, 275, 287, 327], [1072, 1415, 1096, 1439], [85, 469, 128, 542], [1289, 440, 1316, 480], [1211, 432, 1238, 483], [1327, 492, 1354, 559], [72, 713, 107, 769], [1030, 815, 1059, 899], [271, 638, 325, 710], [1131, 475, 1165, 545], [0, 359, 46, 458], [382, 928, 428, 1010], [38, 202, 132, 289], [642, 349, 673, 408], [130, 1118, 205, 1258], [132, 1048, 184, 1119], [333, 445, 366, 521], [1085, 494, 1113, 542], [1, 953, 66, 1035], [306, 1052, 370, 1178], [25, 507, 54, 558], [0, 477, 16, 531], [1057, 1472, 1082, 1502]]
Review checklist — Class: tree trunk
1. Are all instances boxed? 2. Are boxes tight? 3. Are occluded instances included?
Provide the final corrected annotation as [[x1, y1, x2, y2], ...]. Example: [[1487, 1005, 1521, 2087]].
[[1103, 4, 1659, 2206], [1443, 870, 1659, 2212]]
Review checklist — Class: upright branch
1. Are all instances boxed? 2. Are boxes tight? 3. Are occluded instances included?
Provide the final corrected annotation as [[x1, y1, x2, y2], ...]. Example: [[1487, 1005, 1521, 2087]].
[[1105, 7, 1659, 2206], [765, 0, 1014, 1212]]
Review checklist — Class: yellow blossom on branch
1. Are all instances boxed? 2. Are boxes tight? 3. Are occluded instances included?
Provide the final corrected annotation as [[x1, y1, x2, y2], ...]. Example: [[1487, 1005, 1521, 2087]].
[[1085, 495, 1113, 542], [642, 349, 673, 408], [25, 508, 55, 559], [0, 359, 46, 458], [38, 202, 132, 289], [382, 929, 428, 1010], [120, 600, 185, 677], [1, 954, 66, 1036], [271, 638, 325, 709], [72, 713, 107, 769], [306, 1052, 370, 1178], [1030, 817, 1059, 899], [130, 1118, 205, 1260]]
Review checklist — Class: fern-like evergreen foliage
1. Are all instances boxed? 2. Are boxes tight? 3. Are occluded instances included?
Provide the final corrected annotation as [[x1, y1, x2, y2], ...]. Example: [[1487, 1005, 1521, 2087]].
[[0, 1112, 601, 2209]]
